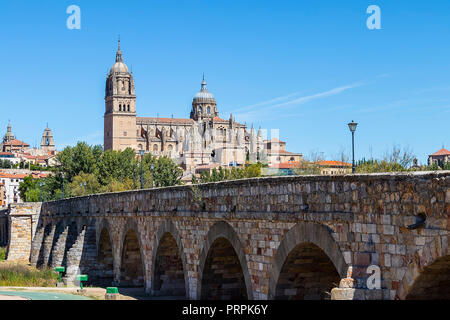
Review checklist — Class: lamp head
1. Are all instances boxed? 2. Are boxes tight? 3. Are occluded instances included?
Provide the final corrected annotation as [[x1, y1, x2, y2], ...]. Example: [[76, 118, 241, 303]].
[[348, 120, 358, 133]]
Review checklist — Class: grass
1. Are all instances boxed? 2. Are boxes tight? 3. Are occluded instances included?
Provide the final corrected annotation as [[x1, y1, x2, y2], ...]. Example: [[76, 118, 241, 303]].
[[0, 247, 6, 261], [0, 263, 59, 287]]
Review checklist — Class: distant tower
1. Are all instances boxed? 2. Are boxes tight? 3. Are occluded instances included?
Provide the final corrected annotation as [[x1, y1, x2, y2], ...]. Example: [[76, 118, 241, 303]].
[[40, 125, 55, 152], [190, 76, 218, 121], [104, 39, 137, 151], [3, 122, 15, 143]]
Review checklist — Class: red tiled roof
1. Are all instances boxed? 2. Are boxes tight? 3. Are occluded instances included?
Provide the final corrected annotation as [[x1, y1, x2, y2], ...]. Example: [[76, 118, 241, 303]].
[[316, 160, 352, 167], [0, 173, 28, 179], [270, 161, 302, 169], [0, 152, 14, 156], [3, 139, 30, 147], [429, 148, 450, 156]]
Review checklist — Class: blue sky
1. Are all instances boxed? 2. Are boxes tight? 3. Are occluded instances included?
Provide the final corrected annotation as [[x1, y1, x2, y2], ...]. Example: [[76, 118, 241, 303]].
[[0, 0, 449, 164]]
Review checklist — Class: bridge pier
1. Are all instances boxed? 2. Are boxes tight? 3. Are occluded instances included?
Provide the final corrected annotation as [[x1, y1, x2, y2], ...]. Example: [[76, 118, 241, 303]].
[[49, 224, 68, 269]]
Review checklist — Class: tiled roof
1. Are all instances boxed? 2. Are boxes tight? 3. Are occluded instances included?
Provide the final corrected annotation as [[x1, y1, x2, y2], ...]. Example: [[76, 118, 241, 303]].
[[137, 117, 194, 124], [267, 150, 302, 155], [3, 139, 30, 147], [429, 148, 450, 156], [269, 161, 302, 169], [0, 152, 14, 156], [0, 172, 48, 179], [316, 160, 352, 167], [267, 137, 286, 143]]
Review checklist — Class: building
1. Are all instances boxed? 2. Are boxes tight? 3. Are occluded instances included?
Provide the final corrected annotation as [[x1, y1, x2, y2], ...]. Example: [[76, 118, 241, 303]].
[[0, 123, 58, 167], [104, 41, 301, 173], [0, 171, 48, 207], [315, 160, 352, 175], [0, 182, 4, 207], [265, 138, 303, 166], [428, 148, 450, 168]]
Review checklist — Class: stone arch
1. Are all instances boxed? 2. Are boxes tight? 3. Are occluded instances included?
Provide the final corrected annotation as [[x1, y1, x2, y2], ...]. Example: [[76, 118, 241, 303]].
[[94, 221, 115, 286], [119, 219, 145, 287], [268, 222, 348, 300], [397, 235, 450, 300], [197, 221, 253, 300], [151, 220, 188, 298]]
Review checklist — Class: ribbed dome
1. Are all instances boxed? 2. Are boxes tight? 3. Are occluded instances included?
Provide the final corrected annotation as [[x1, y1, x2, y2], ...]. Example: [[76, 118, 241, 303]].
[[110, 61, 129, 74], [110, 39, 130, 74], [193, 78, 215, 102]]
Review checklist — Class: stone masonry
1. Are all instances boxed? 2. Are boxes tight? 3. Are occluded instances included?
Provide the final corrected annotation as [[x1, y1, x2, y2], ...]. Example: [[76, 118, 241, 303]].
[[7, 171, 450, 300]]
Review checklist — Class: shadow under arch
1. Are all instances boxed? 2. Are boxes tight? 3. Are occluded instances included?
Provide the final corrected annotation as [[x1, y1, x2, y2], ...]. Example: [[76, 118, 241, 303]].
[[197, 221, 253, 300], [119, 219, 145, 287], [397, 236, 450, 300], [151, 220, 189, 298], [268, 222, 348, 300], [94, 222, 115, 286]]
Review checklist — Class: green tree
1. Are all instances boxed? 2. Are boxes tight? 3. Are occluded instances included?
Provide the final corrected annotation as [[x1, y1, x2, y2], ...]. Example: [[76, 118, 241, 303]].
[[151, 156, 183, 187], [56, 142, 102, 182], [68, 172, 102, 197]]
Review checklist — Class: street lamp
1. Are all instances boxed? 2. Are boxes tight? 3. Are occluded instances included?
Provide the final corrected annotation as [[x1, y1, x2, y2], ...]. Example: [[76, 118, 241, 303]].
[[150, 164, 155, 188], [80, 182, 86, 196], [139, 150, 144, 189], [61, 173, 65, 200], [347, 120, 358, 174]]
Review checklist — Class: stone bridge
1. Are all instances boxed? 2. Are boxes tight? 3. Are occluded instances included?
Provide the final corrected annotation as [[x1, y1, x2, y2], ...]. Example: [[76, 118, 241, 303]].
[[12, 172, 450, 300]]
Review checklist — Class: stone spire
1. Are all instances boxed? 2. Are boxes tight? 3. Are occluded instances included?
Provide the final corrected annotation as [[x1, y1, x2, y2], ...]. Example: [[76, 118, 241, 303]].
[[116, 36, 123, 63]]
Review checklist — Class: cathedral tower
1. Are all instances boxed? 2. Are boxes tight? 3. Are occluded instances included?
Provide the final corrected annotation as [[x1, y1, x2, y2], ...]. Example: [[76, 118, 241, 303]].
[[190, 76, 218, 121], [104, 39, 137, 151], [40, 125, 55, 153]]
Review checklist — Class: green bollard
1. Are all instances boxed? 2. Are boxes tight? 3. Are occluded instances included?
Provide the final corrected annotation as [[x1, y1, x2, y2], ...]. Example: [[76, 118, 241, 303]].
[[55, 267, 65, 285], [76, 274, 88, 291]]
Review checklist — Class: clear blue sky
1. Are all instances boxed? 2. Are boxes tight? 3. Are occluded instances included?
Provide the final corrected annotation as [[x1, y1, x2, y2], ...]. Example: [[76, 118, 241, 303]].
[[1, 0, 449, 164]]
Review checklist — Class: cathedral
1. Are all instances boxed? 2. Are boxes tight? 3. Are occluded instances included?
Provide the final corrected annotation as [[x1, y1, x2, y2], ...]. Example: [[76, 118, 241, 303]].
[[104, 41, 301, 172], [103, 41, 270, 172]]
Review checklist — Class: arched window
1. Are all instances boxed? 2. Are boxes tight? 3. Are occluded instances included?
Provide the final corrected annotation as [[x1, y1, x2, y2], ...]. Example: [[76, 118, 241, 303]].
[[168, 145, 173, 151], [199, 106, 203, 114], [153, 144, 158, 152], [207, 106, 211, 114], [127, 105, 130, 112], [119, 104, 122, 111], [138, 144, 143, 150]]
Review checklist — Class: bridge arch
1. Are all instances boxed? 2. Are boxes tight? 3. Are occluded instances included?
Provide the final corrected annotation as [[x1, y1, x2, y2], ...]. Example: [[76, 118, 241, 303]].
[[151, 220, 188, 298], [197, 221, 253, 300], [95, 220, 115, 286], [397, 236, 450, 300], [268, 222, 348, 300], [119, 219, 145, 287]]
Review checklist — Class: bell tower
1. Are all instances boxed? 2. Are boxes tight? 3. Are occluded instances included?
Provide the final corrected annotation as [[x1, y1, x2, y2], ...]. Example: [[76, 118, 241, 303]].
[[104, 39, 137, 151]]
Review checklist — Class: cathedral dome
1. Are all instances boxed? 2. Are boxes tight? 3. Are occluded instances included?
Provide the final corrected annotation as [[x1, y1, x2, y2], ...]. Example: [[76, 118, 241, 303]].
[[110, 61, 129, 74], [193, 77, 215, 102], [110, 39, 130, 74]]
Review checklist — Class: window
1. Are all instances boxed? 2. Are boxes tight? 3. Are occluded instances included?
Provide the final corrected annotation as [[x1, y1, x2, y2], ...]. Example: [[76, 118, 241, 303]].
[[123, 131, 127, 136], [153, 144, 158, 151], [199, 106, 203, 114], [168, 145, 173, 151], [207, 106, 211, 114], [119, 104, 122, 111], [127, 105, 130, 112]]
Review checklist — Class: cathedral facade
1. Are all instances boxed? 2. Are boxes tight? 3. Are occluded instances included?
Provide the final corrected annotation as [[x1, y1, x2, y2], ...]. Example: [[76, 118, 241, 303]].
[[104, 41, 268, 172]]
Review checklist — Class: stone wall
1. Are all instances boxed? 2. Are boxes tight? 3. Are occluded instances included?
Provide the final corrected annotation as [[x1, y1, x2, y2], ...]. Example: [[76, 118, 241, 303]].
[[0, 209, 7, 247], [6, 203, 41, 261], [23, 171, 450, 299]]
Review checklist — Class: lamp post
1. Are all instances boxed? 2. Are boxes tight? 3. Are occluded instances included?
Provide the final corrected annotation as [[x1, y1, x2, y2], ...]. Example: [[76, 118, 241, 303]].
[[150, 164, 155, 188], [39, 182, 42, 202], [62, 173, 65, 199], [347, 120, 358, 174], [80, 182, 86, 196], [140, 150, 144, 189]]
